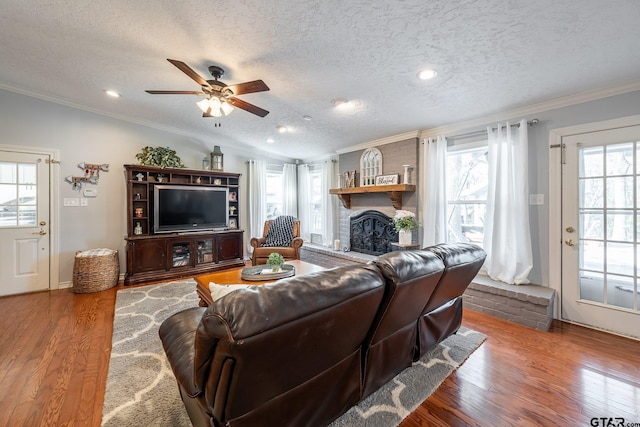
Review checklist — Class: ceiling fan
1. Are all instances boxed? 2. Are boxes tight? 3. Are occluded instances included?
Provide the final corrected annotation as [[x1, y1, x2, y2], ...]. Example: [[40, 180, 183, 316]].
[[146, 59, 270, 119]]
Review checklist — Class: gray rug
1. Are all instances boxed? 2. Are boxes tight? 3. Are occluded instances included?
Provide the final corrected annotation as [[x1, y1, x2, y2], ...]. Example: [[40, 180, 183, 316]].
[[102, 279, 486, 426]]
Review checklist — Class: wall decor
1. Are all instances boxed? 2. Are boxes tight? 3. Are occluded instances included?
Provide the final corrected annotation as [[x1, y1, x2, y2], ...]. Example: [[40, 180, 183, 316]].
[[343, 170, 356, 188], [210, 145, 224, 171], [360, 148, 382, 186], [375, 174, 399, 186], [65, 162, 110, 191]]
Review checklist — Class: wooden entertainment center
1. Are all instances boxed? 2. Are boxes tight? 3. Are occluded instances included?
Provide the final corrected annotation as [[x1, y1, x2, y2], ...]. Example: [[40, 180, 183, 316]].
[[124, 165, 245, 285]]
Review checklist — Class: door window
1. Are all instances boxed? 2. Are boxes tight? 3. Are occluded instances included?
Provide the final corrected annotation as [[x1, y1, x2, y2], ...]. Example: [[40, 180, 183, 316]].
[[0, 162, 37, 226]]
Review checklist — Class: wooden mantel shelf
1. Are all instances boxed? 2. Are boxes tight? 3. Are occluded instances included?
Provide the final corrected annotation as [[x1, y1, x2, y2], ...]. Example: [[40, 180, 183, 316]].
[[329, 184, 416, 210]]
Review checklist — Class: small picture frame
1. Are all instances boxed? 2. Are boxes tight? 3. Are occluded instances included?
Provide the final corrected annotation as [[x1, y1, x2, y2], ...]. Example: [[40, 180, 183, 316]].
[[213, 178, 222, 185], [229, 192, 237, 201], [375, 174, 399, 186], [228, 219, 237, 229]]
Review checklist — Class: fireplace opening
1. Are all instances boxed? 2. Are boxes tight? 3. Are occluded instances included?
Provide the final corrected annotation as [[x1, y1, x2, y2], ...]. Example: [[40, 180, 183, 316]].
[[349, 210, 398, 255]]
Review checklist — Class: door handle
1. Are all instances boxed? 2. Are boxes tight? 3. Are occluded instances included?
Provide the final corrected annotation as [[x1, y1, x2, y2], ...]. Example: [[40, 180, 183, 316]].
[[32, 229, 47, 235], [564, 239, 575, 246]]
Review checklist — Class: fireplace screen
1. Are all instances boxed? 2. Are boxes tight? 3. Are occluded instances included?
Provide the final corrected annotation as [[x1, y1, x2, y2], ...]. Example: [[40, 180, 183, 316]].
[[350, 210, 398, 255]]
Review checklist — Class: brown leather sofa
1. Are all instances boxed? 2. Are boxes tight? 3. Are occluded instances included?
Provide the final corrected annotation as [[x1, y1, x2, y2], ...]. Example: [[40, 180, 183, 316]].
[[159, 243, 485, 427]]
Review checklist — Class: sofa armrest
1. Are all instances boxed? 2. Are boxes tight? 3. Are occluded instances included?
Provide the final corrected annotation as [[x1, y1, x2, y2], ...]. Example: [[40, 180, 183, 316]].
[[291, 237, 304, 250], [250, 237, 267, 248]]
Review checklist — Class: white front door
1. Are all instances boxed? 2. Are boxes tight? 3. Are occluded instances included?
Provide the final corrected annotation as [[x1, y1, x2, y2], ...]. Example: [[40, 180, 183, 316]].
[[0, 150, 50, 296], [561, 125, 640, 339]]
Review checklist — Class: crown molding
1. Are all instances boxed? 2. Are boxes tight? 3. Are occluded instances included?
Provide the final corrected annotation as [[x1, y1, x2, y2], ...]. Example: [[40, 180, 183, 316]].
[[419, 79, 640, 139], [0, 84, 294, 162], [335, 130, 420, 154]]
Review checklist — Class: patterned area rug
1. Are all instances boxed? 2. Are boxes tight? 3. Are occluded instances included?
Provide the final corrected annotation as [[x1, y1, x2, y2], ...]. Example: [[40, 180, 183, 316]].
[[102, 279, 486, 426]]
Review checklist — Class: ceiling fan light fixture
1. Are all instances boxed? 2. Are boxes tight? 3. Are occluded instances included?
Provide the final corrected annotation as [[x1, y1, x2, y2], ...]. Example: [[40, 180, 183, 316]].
[[220, 100, 234, 116], [196, 98, 210, 113]]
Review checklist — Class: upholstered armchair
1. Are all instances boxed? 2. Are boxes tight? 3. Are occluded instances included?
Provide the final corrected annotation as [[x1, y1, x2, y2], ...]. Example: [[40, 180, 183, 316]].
[[250, 216, 304, 265]]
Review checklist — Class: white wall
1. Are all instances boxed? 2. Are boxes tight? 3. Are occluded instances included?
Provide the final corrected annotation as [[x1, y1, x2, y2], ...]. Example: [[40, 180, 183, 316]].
[[0, 89, 280, 285]]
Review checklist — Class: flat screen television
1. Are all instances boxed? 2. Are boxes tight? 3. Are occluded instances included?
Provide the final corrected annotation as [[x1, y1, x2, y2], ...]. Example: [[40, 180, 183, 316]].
[[153, 185, 229, 233]]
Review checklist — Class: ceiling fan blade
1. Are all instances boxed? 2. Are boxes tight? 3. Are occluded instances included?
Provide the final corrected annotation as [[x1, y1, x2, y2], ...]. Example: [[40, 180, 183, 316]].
[[228, 97, 269, 117], [167, 59, 211, 88], [145, 90, 205, 95], [227, 80, 270, 95]]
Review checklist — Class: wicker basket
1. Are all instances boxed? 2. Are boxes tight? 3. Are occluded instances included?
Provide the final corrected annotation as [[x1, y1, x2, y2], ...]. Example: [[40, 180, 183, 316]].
[[72, 248, 120, 293]]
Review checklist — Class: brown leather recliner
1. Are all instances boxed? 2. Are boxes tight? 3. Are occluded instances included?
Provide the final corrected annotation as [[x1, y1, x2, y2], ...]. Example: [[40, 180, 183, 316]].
[[416, 242, 487, 359], [249, 218, 303, 265], [361, 250, 445, 398]]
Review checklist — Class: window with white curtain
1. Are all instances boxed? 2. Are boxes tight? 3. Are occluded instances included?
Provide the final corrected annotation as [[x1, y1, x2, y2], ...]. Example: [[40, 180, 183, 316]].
[[265, 165, 283, 219], [446, 144, 488, 246], [309, 166, 323, 234]]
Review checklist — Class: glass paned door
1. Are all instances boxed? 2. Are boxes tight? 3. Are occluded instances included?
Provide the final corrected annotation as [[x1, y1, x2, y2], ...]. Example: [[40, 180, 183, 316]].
[[562, 126, 640, 339], [0, 150, 50, 296]]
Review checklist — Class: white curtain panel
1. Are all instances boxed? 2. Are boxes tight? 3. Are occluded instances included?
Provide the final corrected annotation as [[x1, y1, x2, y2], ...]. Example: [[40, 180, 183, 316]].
[[321, 160, 337, 246], [297, 164, 312, 241], [282, 163, 298, 217], [422, 135, 448, 247], [247, 159, 267, 254], [483, 119, 533, 284]]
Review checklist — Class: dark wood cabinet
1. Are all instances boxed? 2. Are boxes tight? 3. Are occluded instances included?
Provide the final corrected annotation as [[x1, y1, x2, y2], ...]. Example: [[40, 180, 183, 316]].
[[124, 165, 244, 285]]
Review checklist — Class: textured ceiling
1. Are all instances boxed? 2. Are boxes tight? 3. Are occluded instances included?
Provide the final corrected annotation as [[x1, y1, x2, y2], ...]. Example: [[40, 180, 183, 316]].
[[1, 0, 640, 160]]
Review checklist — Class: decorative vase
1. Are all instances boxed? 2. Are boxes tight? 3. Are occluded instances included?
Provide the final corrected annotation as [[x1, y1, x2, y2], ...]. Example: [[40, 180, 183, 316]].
[[399, 229, 412, 245]]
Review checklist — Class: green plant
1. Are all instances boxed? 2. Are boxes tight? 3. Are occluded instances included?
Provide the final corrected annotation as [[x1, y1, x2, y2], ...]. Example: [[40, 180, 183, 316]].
[[135, 146, 186, 168], [267, 252, 285, 271], [392, 210, 419, 232]]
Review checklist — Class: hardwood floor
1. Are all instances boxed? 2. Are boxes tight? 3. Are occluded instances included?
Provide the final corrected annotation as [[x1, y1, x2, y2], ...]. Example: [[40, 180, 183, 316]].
[[1, 283, 639, 427]]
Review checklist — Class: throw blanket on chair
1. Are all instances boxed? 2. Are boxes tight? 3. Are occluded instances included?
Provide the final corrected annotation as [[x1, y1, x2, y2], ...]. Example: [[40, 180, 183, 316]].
[[263, 215, 296, 247]]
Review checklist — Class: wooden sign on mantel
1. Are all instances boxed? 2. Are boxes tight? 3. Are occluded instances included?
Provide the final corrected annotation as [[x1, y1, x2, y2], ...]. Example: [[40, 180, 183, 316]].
[[375, 174, 400, 186]]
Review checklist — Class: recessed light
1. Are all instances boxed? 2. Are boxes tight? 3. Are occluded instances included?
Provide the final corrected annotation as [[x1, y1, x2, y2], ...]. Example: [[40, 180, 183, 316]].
[[303, 115, 312, 121], [276, 125, 288, 133], [332, 98, 348, 107], [266, 138, 275, 143], [105, 90, 121, 98], [417, 69, 437, 80]]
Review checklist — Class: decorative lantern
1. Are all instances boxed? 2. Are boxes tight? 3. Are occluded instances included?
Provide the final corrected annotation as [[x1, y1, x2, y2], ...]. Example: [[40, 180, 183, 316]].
[[210, 146, 224, 171], [202, 156, 210, 170]]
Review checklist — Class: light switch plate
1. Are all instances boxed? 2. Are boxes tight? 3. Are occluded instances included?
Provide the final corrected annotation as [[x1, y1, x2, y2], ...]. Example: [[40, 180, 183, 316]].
[[63, 198, 79, 207], [80, 198, 88, 207], [529, 194, 544, 205]]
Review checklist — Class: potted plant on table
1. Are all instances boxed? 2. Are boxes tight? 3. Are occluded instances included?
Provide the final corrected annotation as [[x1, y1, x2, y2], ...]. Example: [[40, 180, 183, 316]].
[[392, 210, 419, 245], [267, 252, 286, 273]]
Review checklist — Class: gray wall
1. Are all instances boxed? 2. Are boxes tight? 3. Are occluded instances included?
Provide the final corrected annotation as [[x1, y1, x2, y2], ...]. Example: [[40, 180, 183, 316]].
[[0, 89, 280, 285]]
